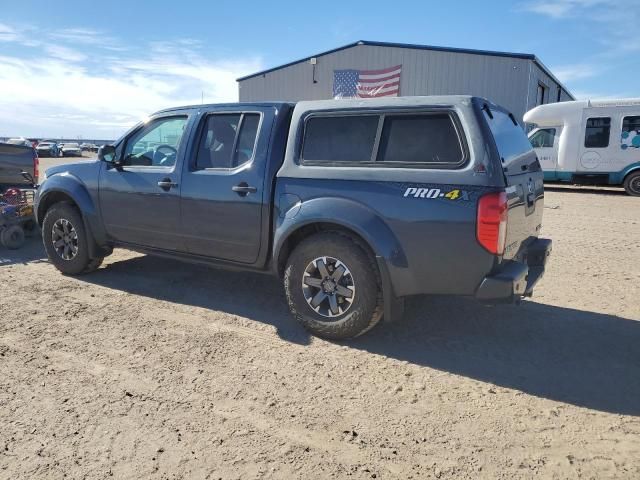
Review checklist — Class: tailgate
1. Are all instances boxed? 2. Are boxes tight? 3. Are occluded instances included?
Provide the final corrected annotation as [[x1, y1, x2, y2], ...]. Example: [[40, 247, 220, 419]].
[[503, 169, 544, 260], [480, 103, 544, 260]]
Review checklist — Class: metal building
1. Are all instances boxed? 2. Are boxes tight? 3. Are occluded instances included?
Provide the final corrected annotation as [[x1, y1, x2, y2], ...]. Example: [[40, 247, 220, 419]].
[[237, 40, 574, 124]]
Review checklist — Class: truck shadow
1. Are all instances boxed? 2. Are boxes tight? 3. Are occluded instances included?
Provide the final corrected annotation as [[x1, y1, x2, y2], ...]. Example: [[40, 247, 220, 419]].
[[356, 297, 640, 416], [45, 252, 640, 416]]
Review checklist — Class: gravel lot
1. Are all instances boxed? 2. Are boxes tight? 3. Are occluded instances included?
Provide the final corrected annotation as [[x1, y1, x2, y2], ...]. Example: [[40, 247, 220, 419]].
[[38, 154, 95, 173], [1, 189, 639, 479]]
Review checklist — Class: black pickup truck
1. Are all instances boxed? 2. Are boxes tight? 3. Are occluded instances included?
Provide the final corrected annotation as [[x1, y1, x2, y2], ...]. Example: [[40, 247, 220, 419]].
[[0, 142, 38, 190], [35, 96, 552, 339]]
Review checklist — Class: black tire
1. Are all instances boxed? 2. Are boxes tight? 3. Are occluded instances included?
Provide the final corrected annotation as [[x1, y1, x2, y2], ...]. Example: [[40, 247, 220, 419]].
[[284, 232, 383, 340], [1, 225, 25, 250], [623, 171, 640, 197], [42, 203, 103, 275]]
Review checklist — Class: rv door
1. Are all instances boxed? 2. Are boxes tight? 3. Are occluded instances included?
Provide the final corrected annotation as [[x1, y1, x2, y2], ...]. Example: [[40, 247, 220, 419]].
[[529, 127, 560, 178], [577, 114, 613, 172]]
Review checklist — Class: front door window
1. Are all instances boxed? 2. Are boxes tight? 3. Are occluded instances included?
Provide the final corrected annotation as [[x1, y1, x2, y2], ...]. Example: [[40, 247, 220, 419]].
[[123, 117, 188, 167]]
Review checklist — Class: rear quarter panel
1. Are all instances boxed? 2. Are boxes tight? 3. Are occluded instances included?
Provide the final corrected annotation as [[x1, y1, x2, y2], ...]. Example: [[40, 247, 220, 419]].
[[275, 178, 497, 297], [274, 97, 507, 297]]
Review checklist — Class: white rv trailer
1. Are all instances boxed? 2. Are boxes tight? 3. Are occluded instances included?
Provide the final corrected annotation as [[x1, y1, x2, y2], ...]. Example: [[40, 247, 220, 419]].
[[524, 98, 640, 196]]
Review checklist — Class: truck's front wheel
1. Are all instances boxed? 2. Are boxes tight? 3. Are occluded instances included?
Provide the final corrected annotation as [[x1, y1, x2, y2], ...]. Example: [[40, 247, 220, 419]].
[[42, 203, 103, 275], [284, 233, 383, 340]]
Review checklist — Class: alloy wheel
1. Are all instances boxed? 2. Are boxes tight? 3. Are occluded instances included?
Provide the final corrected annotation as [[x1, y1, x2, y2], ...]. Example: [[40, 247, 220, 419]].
[[51, 218, 79, 260], [301, 256, 356, 318]]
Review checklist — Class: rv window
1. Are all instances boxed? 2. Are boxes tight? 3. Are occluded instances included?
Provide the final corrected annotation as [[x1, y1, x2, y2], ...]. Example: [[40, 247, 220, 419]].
[[622, 116, 640, 149], [530, 128, 556, 148], [585, 117, 611, 148]]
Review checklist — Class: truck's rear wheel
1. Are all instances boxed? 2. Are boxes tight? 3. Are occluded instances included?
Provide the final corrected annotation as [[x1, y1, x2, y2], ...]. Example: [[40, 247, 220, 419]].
[[284, 232, 383, 340], [42, 203, 103, 275], [623, 171, 640, 196]]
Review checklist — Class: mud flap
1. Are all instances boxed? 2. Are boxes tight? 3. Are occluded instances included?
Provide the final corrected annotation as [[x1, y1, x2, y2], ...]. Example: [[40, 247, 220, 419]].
[[376, 256, 405, 323]]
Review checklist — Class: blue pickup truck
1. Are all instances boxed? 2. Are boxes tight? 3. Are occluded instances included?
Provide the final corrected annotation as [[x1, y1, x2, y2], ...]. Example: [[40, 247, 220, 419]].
[[35, 96, 552, 339]]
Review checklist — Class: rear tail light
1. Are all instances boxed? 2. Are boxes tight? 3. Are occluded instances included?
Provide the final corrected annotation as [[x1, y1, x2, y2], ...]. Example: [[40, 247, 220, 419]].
[[33, 149, 39, 182], [477, 191, 508, 255]]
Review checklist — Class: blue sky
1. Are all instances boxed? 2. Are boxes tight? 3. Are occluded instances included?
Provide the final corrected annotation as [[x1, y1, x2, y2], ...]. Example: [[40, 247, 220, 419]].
[[1, 0, 638, 138]]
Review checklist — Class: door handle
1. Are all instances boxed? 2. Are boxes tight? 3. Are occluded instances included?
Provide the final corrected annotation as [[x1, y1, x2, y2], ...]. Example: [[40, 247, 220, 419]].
[[157, 178, 178, 191], [232, 182, 257, 196]]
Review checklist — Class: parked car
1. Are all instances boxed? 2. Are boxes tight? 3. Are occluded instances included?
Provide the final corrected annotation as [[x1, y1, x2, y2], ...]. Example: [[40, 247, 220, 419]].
[[35, 96, 551, 339], [5, 137, 33, 148], [36, 141, 59, 158], [61, 142, 82, 157], [0, 142, 38, 189], [525, 98, 640, 196]]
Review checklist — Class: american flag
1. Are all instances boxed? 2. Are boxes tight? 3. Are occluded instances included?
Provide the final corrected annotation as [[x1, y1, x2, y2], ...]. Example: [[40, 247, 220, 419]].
[[333, 65, 402, 98]]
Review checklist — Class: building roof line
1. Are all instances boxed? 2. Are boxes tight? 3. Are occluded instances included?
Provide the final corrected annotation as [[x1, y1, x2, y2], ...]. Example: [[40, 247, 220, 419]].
[[236, 40, 574, 100]]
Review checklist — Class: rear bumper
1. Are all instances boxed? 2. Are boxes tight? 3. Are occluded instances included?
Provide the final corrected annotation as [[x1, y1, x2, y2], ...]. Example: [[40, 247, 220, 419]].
[[475, 238, 552, 302]]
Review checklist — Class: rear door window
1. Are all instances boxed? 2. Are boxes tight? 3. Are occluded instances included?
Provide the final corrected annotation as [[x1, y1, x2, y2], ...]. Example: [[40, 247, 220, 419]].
[[584, 117, 611, 148], [376, 114, 464, 166], [302, 115, 379, 163], [195, 113, 260, 169]]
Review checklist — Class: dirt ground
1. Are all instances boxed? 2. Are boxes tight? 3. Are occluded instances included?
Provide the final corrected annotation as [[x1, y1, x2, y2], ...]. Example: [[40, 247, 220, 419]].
[[38, 154, 94, 174], [1, 189, 639, 479]]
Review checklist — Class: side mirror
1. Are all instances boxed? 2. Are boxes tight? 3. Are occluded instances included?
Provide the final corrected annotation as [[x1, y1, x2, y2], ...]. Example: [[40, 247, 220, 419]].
[[98, 145, 118, 164]]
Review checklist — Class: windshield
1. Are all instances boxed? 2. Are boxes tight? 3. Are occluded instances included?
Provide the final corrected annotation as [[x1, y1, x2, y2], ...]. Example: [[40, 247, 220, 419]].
[[66, 143, 79, 148]]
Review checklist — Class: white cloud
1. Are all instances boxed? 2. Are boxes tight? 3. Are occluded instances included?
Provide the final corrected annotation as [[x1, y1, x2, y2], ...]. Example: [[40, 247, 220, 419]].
[[0, 24, 263, 139], [45, 45, 87, 62], [49, 28, 104, 43], [0, 23, 20, 42], [522, 0, 640, 96], [571, 90, 631, 100], [550, 63, 601, 82], [49, 27, 126, 51], [520, 0, 619, 18]]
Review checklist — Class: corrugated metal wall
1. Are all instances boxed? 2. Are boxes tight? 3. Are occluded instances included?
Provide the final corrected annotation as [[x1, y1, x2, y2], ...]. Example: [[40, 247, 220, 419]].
[[526, 62, 573, 115], [238, 44, 569, 123]]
